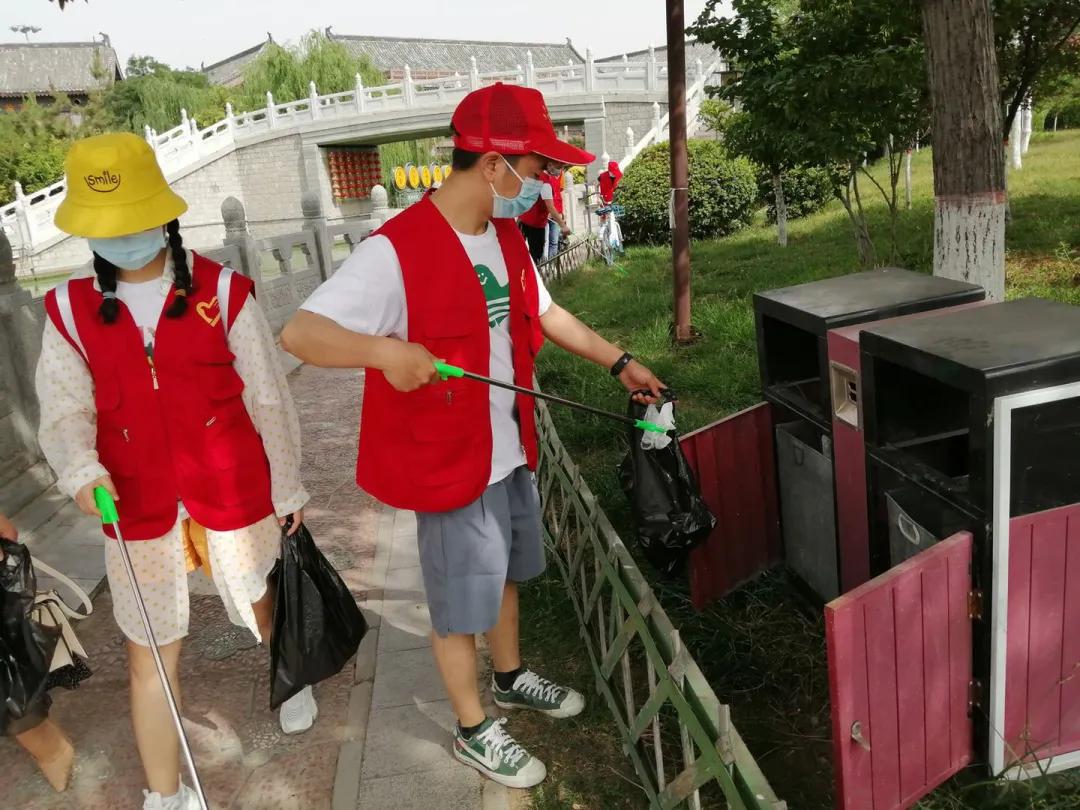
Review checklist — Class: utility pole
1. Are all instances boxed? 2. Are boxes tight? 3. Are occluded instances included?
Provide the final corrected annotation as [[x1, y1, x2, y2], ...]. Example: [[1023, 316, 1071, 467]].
[[11, 25, 43, 43], [666, 0, 693, 343]]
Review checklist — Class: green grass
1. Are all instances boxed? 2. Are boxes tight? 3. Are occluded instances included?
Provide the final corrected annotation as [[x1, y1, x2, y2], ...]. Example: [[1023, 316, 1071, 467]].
[[520, 130, 1080, 809]]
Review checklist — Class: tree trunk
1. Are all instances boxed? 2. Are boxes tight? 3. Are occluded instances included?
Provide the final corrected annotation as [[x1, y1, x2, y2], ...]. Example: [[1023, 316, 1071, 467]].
[[772, 172, 788, 247], [1010, 112, 1023, 170], [1053, 114, 1059, 132], [905, 149, 913, 210], [921, 0, 1007, 300], [1021, 99, 1034, 153]]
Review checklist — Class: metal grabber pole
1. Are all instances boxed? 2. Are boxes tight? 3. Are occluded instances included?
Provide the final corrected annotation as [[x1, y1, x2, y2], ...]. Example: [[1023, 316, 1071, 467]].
[[94, 487, 210, 810]]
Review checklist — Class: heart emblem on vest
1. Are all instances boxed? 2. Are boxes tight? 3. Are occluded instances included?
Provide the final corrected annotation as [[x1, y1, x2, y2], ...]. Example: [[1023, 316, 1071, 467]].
[[197, 296, 221, 328]]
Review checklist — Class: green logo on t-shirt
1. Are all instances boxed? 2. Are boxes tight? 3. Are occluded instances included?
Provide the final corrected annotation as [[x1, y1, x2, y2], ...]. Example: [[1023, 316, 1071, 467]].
[[474, 264, 510, 328]]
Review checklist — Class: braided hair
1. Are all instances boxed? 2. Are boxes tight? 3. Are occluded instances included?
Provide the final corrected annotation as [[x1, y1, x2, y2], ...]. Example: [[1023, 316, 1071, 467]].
[[91, 219, 192, 323]]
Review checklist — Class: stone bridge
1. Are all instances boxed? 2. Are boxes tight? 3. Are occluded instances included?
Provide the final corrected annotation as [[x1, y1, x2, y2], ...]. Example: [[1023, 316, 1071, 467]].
[[2, 52, 723, 274]]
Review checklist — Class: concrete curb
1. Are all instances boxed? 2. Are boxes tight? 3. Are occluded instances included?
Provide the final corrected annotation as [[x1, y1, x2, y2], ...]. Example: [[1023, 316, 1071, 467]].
[[331, 504, 395, 810]]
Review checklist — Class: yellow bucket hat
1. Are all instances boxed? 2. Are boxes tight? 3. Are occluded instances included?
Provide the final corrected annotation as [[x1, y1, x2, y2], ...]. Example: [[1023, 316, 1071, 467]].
[[54, 132, 188, 238]]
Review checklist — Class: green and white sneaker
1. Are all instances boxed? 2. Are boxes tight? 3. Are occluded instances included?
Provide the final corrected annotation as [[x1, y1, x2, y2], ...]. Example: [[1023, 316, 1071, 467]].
[[492, 669, 585, 719], [453, 717, 547, 788]]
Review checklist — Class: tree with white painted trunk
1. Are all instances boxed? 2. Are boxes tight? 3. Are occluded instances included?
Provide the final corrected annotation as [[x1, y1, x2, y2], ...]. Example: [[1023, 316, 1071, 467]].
[[921, 0, 1007, 300]]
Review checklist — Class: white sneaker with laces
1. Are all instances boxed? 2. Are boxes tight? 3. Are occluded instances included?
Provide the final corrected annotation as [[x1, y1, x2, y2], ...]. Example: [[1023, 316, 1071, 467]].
[[279, 685, 318, 734], [142, 784, 200, 810]]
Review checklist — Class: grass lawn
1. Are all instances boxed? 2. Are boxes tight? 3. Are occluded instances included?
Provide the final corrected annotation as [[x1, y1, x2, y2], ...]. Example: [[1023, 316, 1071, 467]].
[[518, 130, 1080, 809]]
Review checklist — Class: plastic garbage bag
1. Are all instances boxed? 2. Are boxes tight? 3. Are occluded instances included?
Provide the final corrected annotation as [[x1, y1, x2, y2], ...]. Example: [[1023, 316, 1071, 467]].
[[619, 393, 716, 576], [269, 523, 368, 709], [1, 540, 58, 735], [640, 402, 676, 451]]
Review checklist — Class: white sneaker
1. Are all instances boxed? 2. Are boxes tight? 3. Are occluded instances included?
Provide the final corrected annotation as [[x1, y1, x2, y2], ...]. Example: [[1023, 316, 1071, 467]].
[[279, 685, 318, 735], [142, 784, 200, 810]]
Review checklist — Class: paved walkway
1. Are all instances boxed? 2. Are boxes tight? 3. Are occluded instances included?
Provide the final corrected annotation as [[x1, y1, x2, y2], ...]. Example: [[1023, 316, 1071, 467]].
[[347, 508, 510, 810], [2, 363, 516, 810]]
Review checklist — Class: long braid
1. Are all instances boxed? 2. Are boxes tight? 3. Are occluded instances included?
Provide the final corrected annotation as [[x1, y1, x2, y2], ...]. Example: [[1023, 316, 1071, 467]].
[[164, 219, 191, 318], [93, 253, 120, 324]]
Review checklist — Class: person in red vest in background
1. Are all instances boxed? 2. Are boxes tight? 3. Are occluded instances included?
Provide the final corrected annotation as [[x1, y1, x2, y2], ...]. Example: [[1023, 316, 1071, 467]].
[[543, 164, 570, 260], [282, 83, 665, 789], [517, 163, 572, 263], [598, 158, 623, 204], [36, 133, 313, 810]]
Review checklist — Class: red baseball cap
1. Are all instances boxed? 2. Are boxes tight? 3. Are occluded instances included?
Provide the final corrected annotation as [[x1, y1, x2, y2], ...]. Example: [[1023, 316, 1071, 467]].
[[451, 83, 595, 166]]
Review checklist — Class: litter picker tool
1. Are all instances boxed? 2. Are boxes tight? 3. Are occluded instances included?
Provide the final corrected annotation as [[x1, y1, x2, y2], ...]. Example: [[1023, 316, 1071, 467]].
[[433, 361, 669, 434], [93, 487, 209, 810]]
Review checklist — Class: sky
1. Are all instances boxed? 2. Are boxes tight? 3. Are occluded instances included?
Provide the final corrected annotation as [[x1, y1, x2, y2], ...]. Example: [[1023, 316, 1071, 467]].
[[4, 0, 727, 71]]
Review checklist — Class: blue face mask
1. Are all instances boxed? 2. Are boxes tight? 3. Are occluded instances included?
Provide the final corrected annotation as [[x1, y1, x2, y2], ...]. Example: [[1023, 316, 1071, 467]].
[[89, 228, 166, 270], [491, 157, 544, 219]]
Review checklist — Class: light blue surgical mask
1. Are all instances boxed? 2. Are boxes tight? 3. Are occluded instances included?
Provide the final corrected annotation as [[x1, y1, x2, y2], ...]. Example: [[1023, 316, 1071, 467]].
[[491, 156, 544, 219], [88, 228, 166, 270]]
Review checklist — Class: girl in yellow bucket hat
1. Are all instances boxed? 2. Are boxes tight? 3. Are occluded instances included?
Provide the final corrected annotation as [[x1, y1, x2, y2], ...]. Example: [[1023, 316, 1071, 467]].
[[35, 133, 317, 809]]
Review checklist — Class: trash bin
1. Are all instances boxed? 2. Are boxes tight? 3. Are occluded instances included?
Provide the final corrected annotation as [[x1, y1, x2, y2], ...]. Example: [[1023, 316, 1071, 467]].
[[860, 297, 1080, 775]]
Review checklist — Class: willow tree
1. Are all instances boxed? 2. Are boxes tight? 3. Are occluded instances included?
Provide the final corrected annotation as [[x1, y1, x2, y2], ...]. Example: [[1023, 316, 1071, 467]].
[[231, 31, 384, 112]]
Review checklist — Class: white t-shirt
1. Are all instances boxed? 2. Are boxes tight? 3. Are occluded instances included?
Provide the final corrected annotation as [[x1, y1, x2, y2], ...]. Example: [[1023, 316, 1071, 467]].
[[539, 184, 554, 202], [300, 223, 553, 485], [115, 278, 169, 357]]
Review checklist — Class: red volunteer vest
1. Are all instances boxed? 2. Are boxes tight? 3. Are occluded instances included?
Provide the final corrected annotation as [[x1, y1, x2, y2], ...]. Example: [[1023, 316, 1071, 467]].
[[518, 195, 549, 229], [357, 197, 544, 513], [44, 253, 274, 541]]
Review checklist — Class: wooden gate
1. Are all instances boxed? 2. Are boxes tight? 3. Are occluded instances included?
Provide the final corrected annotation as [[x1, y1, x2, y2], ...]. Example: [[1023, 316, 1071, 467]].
[[681, 403, 782, 609], [826, 532, 974, 809]]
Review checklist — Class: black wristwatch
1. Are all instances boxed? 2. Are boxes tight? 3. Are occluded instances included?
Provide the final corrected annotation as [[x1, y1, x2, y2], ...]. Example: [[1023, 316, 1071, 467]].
[[610, 352, 634, 377]]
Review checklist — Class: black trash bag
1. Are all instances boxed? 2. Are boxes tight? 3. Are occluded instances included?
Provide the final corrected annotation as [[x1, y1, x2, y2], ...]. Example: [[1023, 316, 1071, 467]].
[[0, 539, 58, 735], [269, 523, 368, 709], [618, 393, 716, 576]]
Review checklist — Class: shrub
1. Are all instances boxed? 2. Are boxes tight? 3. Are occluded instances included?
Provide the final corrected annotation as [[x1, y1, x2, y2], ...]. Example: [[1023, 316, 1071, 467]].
[[757, 165, 835, 223], [617, 140, 758, 245]]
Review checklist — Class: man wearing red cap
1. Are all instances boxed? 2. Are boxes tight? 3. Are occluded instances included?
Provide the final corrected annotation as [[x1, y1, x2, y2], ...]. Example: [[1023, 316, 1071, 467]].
[[283, 84, 663, 789]]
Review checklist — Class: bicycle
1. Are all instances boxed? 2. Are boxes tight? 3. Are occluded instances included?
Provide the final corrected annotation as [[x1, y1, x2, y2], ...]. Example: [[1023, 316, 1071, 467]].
[[590, 194, 625, 269]]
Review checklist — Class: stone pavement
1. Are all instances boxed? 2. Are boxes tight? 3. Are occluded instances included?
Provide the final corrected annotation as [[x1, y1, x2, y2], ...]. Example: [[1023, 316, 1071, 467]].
[[345, 507, 512, 810], [1, 363, 521, 810]]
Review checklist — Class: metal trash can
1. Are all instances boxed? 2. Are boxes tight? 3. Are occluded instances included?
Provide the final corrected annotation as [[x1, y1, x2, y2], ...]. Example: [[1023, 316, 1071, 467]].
[[776, 421, 838, 600], [885, 490, 938, 565]]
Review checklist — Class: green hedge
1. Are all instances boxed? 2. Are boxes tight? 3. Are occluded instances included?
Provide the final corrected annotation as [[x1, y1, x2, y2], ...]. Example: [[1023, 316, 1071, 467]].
[[757, 165, 835, 223], [617, 140, 758, 245]]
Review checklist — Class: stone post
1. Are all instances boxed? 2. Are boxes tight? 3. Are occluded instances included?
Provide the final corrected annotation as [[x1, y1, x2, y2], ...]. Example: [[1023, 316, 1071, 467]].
[[625, 126, 635, 161], [652, 101, 663, 140], [564, 170, 578, 234], [585, 49, 595, 92], [370, 184, 391, 223], [525, 51, 536, 87], [469, 56, 480, 90], [647, 45, 658, 90], [225, 102, 235, 135], [221, 197, 264, 297], [0, 229, 45, 459], [695, 58, 704, 86], [309, 81, 320, 120], [301, 191, 333, 281], [266, 92, 276, 129], [355, 73, 366, 114], [583, 119, 606, 184], [12, 182, 32, 254], [403, 65, 415, 107], [144, 124, 155, 146], [180, 108, 190, 133]]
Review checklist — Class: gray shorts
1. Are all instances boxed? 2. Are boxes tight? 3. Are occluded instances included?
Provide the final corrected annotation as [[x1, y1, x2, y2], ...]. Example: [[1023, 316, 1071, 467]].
[[416, 466, 546, 637]]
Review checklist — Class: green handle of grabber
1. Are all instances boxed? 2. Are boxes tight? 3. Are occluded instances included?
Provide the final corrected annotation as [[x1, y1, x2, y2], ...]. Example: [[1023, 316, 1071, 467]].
[[634, 419, 669, 435], [434, 361, 465, 381], [94, 486, 119, 525]]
